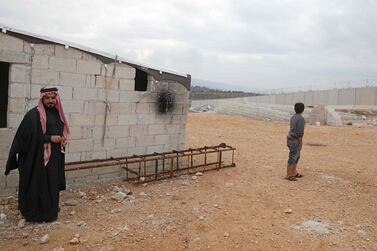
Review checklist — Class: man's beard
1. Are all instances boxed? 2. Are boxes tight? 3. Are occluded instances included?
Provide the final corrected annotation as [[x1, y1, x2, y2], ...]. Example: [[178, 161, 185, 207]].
[[44, 104, 56, 109]]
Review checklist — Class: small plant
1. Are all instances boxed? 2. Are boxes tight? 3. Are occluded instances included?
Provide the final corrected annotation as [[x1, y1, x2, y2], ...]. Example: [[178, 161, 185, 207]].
[[157, 89, 175, 113]]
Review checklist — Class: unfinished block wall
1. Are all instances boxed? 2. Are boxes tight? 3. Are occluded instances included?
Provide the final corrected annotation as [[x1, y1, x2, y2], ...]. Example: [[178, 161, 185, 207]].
[[0, 33, 190, 195]]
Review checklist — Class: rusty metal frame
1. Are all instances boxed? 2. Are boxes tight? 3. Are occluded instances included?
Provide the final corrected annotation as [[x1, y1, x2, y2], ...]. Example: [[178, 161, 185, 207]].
[[65, 143, 236, 183]]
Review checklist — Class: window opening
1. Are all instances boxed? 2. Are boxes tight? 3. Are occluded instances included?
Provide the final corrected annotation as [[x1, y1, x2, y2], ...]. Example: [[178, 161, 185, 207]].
[[0, 62, 10, 128], [134, 68, 148, 91]]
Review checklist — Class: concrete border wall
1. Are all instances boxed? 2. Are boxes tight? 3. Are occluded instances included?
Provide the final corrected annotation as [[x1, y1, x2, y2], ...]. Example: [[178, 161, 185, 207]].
[[247, 87, 377, 106]]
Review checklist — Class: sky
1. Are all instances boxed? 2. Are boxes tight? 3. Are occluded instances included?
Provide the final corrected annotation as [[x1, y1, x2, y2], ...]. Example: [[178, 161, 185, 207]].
[[1, 0, 377, 91]]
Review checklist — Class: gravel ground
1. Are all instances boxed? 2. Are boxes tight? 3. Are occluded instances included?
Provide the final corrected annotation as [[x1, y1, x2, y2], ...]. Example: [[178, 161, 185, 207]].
[[1, 112, 377, 251]]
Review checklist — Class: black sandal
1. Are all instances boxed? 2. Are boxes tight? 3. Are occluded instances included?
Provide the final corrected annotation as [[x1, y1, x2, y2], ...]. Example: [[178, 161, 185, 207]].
[[295, 173, 303, 178], [286, 176, 297, 181]]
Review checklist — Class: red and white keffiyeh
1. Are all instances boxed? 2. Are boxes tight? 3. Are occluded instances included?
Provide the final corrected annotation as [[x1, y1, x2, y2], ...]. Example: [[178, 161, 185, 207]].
[[37, 88, 70, 166]]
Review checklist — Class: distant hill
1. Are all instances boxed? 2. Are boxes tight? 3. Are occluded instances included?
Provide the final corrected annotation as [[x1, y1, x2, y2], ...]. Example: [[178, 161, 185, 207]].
[[191, 78, 257, 92], [190, 85, 260, 100]]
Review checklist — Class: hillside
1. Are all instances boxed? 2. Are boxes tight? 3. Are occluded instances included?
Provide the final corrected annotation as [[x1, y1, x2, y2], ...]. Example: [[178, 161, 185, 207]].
[[190, 85, 260, 100]]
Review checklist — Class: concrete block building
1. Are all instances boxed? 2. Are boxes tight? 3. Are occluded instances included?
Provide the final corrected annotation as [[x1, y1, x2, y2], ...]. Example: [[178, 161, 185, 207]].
[[0, 25, 191, 196]]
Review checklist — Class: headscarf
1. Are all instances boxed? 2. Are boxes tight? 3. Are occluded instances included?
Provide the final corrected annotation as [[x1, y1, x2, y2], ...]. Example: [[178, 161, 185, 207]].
[[37, 87, 70, 166]]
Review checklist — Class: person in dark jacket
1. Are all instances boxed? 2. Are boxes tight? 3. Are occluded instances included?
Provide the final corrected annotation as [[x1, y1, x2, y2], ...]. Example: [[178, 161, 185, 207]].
[[286, 102, 305, 181], [5, 87, 70, 222]]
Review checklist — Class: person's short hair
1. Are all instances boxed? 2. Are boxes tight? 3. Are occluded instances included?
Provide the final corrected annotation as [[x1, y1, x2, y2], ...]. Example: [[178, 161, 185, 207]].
[[294, 102, 305, 114]]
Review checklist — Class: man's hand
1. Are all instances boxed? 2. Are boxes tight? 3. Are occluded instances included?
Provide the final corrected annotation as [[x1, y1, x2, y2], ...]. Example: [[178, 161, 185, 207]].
[[61, 137, 68, 147], [298, 137, 303, 145], [51, 135, 63, 143]]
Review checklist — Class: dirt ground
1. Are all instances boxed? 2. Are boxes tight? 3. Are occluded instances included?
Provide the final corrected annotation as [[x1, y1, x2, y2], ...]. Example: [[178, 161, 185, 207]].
[[1, 112, 377, 251]]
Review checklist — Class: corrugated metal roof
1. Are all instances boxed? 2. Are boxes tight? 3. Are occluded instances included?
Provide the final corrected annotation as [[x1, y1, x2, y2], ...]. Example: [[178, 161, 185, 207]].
[[0, 24, 191, 89]]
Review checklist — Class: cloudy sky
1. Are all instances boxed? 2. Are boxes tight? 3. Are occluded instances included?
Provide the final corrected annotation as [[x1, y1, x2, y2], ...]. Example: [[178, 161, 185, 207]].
[[1, 0, 377, 91]]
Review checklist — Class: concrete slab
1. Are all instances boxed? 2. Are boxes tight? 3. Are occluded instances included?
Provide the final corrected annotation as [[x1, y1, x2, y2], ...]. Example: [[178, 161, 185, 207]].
[[355, 87, 377, 105], [338, 88, 356, 105]]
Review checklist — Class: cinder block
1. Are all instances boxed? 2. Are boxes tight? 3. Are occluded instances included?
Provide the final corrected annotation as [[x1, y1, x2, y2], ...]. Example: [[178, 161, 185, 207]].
[[119, 79, 134, 91], [154, 135, 170, 145], [32, 44, 55, 55], [64, 152, 81, 163], [168, 82, 187, 94], [8, 98, 26, 113], [155, 113, 173, 124], [92, 165, 120, 175], [95, 114, 118, 126], [67, 138, 94, 152], [108, 126, 130, 138], [129, 125, 147, 137], [32, 55, 49, 69], [53, 57, 77, 72], [0, 49, 31, 64], [93, 138, 116, 151], [163, 144, 174, 152], [118, 114, 138, 125], [119, 91, 141, 103], [86, 75, 96, 88], [136, 136, 154, 147], [70, 114, 95, 126], [0, 130, 14, 159], [81, 127, 93, 138], [69, 126, 82, 140], [148, 124, 165, 135], [55, 45, 84, 59], [77, 60, 101, 75], [10, 64, 31, 83], [169, 134, 180, 145], [97, 172, 121, 182], [166, 125, 180, 134], [7, 113, 25, 128], [172, 115, 186, 124], [31, 69, 59, 85], [0, 187, 18, 197], [83, 101, 97, 114], [94, 102, 106, 114], [61, 100, 84, 113], [59, 72, 86, 87], [73, 87, 97, 100], [115, 65, 135, 78], [172, 104, 185, 115], [136, 103, 151, 114], [9, 83, 27, 98], [5, 173, 19, 187], [137, 114, 156, 125], [57, 85, 73, 100], [110, 103, 136, 114], [146, 145, 163, 154], [92, 126, 105, 139], [102, 63, 135, 78], [80, 151, 92, 161], [98, 89, 119, 102], [81, 51, 99, 61], [115, 137, 136, 149], [109, 149, 128, 158], [95, 75, 119, 89], [91, 151, 107, 160], [0, 33, 24, 51], [127, 146, 146, 156], [65, 168, 92, 179]]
